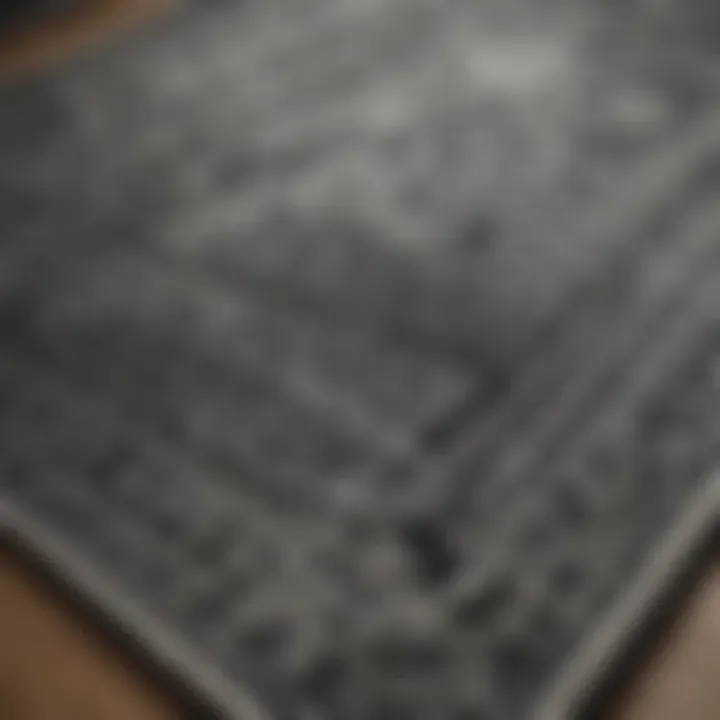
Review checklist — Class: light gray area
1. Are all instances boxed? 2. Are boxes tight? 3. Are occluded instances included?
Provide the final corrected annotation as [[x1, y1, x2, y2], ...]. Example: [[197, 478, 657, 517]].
[[1, 1, 720, 718]]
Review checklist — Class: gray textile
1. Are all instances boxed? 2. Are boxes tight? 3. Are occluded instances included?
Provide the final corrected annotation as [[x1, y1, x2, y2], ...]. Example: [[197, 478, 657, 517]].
[[0, 2, 719, 718]]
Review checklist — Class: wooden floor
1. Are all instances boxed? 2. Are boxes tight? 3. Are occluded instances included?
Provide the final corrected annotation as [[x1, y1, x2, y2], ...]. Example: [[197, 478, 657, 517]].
[[0, 549, 183, 720], [611, 563, 720, 720]]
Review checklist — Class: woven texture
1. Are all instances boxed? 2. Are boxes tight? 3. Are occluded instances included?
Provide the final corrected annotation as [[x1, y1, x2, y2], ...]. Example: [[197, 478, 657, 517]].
[[1, 2, 720, 718]]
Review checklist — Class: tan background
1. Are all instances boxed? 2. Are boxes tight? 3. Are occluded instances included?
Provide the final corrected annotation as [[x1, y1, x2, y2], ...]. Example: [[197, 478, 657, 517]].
[[0, 549, 183, 720], [612, 564, 720, 720]]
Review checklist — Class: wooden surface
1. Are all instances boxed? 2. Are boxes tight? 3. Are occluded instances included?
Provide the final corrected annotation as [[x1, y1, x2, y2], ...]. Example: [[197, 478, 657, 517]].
[[0, 549, 183, 720], [611, 562, 720, 720]]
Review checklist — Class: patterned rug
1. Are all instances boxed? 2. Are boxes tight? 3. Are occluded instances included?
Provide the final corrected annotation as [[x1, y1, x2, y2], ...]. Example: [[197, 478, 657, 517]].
[[0, 1, 719, 718]]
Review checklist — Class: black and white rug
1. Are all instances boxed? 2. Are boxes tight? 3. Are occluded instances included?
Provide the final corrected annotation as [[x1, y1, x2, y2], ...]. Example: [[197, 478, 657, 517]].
[[0, 1, 719, 718]]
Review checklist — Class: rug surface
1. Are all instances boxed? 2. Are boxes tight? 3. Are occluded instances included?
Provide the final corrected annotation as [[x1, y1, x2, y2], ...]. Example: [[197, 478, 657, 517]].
[[0, 2, 719, 718]]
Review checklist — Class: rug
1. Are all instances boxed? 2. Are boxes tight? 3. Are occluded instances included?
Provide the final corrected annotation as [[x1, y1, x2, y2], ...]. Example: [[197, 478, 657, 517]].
[[0, 1, 719, 718]]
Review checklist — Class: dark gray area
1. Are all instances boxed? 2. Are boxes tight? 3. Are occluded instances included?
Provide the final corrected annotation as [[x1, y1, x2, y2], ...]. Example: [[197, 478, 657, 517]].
[[0, 0, 75, 27], [1, 1, 720, 718]]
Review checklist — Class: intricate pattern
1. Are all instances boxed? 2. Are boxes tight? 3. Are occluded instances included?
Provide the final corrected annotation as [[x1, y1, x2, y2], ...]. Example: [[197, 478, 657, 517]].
[[1, 1, 719, 718]]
